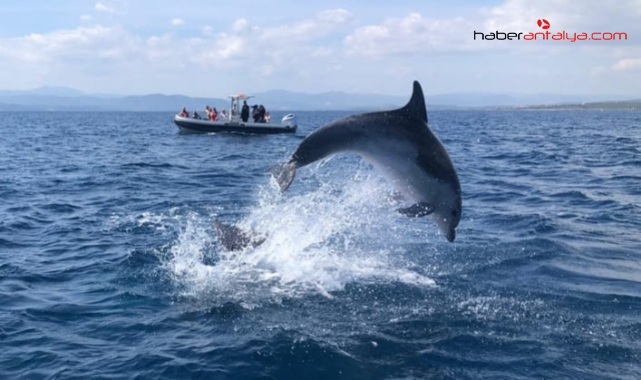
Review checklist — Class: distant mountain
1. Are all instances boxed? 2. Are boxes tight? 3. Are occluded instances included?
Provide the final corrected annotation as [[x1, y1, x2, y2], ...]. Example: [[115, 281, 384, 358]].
[[0, 86, 86, 97], [254, 89, 407, 111], [0, 86, 637, 111], [510, 99, 641, 110], [423, 93, 639, 108], [105, 94, 230, 112], [30, 86, 87, 97], [0, 90, 409, 112]]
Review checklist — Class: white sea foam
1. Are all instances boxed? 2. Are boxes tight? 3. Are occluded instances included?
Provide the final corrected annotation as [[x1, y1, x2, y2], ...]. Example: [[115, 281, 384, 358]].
[[163, 164, 436, 303]]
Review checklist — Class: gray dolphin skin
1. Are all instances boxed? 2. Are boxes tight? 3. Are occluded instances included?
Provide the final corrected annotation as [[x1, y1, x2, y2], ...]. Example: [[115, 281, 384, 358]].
[[269, 81, 462, 242], [214, 221, 265, 251]]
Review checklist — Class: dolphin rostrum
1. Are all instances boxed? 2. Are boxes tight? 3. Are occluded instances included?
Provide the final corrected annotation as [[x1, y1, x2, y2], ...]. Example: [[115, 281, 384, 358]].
[[269, 81, 462, 242]]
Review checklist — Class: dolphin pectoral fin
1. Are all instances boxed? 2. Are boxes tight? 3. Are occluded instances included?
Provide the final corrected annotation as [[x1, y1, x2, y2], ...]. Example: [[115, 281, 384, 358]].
[[267, 161, 297, 192], [397, 203, 435, 218]]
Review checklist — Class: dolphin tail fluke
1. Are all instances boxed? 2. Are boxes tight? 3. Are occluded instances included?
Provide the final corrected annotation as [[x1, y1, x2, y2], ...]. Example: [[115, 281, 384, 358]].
[[268, 161, 296, 192]]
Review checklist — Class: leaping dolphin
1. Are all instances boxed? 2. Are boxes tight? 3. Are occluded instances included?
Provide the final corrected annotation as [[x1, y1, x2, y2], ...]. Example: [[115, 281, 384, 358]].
[[270, 81, 462, 242]]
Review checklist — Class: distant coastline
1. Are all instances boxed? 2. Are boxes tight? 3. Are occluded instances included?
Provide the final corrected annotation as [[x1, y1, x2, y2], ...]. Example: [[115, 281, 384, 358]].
[[0, 86, 638, 112], [507, 100, 641, 111]]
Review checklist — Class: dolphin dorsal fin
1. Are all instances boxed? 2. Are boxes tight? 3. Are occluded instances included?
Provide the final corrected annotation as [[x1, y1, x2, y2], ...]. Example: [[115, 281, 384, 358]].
[[399, 81, 427, 123]]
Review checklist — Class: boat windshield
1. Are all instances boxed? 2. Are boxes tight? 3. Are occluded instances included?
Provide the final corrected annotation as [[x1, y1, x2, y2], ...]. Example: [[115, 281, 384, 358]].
[[228, 94, 254, 122]]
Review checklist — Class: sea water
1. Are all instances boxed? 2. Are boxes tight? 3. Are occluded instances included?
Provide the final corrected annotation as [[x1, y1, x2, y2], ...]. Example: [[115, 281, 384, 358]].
[[1, 110, 640, 379]]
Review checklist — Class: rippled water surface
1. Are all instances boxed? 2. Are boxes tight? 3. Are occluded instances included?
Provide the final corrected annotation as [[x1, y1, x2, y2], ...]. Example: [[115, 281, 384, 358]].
[[1, 110, 640, 379]]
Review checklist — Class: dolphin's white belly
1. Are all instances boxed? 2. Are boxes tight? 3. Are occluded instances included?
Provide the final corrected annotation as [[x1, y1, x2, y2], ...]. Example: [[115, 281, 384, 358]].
[[360, 149, 447, 206]]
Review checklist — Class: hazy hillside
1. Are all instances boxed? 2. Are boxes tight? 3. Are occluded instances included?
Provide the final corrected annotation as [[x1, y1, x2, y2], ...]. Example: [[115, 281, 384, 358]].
[[511, 99, 641, 110], [0, 86, 638, 111]]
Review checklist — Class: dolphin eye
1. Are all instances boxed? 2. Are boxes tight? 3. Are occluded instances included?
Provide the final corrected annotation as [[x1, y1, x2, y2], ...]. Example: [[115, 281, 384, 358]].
[[451, 210, 458, 217]]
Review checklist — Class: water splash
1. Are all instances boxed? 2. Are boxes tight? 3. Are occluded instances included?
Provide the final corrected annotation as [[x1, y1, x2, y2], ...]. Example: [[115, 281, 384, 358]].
[[163, 164, 435, 304]]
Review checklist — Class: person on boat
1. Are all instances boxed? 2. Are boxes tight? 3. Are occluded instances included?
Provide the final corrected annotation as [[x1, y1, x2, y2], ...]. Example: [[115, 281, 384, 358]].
[[252, 105, 260, 122], [264, 110, 271, 123], [258, 105, 266, 123], [219, 109, 228, 121], [241, 100, 250, 122], [180, 107, 189, 117], [192, 111, 202, 119], [204, 106, 211, 119], [210, 107, 218, 121]]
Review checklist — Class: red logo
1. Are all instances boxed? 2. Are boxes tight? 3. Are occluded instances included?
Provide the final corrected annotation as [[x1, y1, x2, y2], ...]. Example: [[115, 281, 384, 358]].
[[537, 19, 550, 29]]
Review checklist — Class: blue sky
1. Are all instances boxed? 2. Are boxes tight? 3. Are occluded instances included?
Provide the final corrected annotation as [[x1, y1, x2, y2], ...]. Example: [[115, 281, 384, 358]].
[[0, 0, 639, 97]]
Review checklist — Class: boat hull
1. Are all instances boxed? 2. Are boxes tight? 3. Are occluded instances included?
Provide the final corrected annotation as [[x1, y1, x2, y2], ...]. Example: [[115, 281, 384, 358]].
[[174, 116, 297, 134]]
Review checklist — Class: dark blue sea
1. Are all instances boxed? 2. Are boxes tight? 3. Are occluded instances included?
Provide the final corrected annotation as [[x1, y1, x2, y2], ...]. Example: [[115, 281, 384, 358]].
[[1, 109, 640, 379]]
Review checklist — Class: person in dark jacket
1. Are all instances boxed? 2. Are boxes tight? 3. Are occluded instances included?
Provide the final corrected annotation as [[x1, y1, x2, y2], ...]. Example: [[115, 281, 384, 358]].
[[240, 100, 250, 122], [252, 105, 260, 122]]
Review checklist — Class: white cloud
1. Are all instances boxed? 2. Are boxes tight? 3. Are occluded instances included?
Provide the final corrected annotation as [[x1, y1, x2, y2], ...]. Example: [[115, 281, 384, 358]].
[[214, 33, 245, 60], [259, 8, 351, 44], [260, 65, 274, 76], [318, 8, 351, 24], [0, 2, 639, 97], [312, 47, 333, 57], [345, 1, 641, 58], [0, 25, 135, 64], [612, 58, 641, 71], [202, 25, 213, 35], [345, 13, 469, 56], [192, 10, 352, 67], [94, 0, 127, 15], [482, 0, 641, 36], [232, 18, 248, 33], [95, 2, 116, 13]]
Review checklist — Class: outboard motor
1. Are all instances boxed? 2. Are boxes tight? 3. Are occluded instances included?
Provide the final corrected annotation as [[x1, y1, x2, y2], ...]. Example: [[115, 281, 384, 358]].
[[281, 114, 297, 129]]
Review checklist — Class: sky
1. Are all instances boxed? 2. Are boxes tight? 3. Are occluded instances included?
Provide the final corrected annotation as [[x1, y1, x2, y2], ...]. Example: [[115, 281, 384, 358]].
[[0, 0, 639, 98]]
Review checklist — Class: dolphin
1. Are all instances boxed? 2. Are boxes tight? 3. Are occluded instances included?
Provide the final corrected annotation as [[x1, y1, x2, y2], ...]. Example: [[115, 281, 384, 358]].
[[269, 81, 462, 242], [214, 220, 266, 251]]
